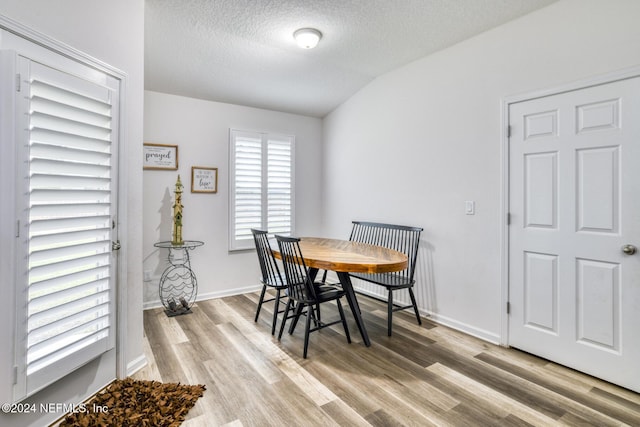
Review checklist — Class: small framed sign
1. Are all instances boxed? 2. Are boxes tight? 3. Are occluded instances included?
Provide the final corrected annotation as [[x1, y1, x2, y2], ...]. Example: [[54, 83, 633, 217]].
[[191, 166, 218, 193], [143, 143, 178, 170]]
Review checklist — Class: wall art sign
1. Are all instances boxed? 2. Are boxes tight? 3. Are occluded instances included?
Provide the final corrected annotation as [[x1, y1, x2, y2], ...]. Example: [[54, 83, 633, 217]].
[[143, 143, 178, 170], [191, 166, 218, 193]]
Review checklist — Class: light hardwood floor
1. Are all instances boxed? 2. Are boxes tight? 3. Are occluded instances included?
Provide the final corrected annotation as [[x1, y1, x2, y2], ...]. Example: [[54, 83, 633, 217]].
[[134, 291, 640, 426]]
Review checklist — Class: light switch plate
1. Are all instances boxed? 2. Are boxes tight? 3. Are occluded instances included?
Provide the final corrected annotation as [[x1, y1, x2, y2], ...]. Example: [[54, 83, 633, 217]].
[[465, 200, 475, 215]]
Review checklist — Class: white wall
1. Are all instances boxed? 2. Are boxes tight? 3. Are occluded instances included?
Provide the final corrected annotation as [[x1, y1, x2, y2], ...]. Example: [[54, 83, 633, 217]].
[[0, 1, 144, 426], [143, 91, 323, 306], [322, 0, 640, 341]]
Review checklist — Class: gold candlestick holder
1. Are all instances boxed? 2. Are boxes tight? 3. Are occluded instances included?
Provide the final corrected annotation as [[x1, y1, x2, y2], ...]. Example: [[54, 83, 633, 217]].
[[172, 175, 184, 245]]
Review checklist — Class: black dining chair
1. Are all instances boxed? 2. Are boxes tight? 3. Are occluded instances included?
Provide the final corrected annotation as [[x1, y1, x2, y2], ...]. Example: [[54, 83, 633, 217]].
[[251, 229, 288, 335], [348, 221, 423, 336], [275, 235, 351, 358]]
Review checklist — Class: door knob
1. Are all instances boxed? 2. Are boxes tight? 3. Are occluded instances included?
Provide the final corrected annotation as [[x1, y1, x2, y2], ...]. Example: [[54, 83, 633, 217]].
[[622, 244, 637, 255], [112, 240, 121, 251]]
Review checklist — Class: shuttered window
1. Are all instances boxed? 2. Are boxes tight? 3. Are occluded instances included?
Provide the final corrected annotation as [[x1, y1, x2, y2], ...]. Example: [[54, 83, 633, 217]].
[[14, 57, 117, 399], [229, 130, 294, 250]]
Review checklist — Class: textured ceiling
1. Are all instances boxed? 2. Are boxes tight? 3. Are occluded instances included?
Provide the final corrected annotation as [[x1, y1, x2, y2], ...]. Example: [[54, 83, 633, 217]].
[[145, 0, 558, 117]]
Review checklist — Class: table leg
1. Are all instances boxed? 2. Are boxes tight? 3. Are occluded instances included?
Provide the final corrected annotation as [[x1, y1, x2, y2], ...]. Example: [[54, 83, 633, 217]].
[[288, 302, 304, 334], [307, 267, 320, 325], [337, 272, 370, 347]]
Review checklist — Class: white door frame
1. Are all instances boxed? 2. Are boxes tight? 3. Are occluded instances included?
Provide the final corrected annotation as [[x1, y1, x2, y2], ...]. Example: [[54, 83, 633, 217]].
[[499, 65, 640, 346]]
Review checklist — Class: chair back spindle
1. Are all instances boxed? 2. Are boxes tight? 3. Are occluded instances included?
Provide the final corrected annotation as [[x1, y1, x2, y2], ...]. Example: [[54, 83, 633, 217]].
[[275, 235, 317, 303], [252, 229, 282, 286], [349, 221, 422, 283]]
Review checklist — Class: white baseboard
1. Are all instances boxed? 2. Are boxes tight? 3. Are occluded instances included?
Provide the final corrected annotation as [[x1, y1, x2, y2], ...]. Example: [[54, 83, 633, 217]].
[[425, 312, 500, 345], [126, 354, 148, 377], [143, 284, 262, 310], [142, 283, 501, 346], [353, 285, 500, 345]]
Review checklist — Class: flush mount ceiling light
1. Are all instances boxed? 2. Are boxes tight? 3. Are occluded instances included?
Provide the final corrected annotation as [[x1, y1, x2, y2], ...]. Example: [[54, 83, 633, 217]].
[[293, 28, 322, 49]]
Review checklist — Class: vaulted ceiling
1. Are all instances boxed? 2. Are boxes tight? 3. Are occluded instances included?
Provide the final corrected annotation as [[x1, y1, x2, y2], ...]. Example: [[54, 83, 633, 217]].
[[145, 0, 558, 117]]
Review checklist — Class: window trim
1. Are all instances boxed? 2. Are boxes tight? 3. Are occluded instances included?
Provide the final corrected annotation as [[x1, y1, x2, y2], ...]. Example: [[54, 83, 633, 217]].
[[229, 129, 295, 251]]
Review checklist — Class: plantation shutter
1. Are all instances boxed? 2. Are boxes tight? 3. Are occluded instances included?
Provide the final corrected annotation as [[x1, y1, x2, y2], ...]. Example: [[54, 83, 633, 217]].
[[16, 57, 117, 399], [229, 130, 294, 250], [231, 131, 263, 246], [267, 137, 293, 234]]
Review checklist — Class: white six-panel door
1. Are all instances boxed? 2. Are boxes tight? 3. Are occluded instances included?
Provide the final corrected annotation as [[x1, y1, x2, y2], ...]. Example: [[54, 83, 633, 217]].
[[508, 76, 640, 392]]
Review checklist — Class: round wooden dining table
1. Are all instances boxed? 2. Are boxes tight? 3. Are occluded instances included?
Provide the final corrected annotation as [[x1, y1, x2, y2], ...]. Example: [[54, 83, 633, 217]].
[[272, 237, 408, 347]]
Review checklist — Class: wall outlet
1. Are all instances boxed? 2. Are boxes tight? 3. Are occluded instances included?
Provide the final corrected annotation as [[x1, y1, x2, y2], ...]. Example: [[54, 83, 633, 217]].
[[143, 270, 152, 282]]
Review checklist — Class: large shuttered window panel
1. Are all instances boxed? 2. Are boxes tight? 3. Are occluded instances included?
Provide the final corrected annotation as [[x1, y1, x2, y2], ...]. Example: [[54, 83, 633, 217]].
[[14, 56, 118, 400], [229, 130, 294, 250]]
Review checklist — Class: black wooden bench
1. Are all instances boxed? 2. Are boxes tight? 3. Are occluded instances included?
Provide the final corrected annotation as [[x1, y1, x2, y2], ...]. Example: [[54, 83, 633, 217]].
[[348, 221, 423, 336]]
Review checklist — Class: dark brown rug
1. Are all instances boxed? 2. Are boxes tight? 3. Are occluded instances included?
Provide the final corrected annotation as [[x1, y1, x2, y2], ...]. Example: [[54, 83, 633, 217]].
[[59, 378, 206, 427]]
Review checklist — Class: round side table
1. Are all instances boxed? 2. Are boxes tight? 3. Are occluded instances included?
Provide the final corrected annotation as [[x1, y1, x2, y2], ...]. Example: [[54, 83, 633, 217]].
[[154, 240, 204, 316]]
